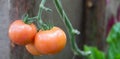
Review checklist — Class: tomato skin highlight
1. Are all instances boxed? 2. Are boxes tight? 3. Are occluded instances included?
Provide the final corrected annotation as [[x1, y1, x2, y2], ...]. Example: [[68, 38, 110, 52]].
[[8, 20, 37, 45], [35, 27, 67, 55], [25, 43, 41, 56]]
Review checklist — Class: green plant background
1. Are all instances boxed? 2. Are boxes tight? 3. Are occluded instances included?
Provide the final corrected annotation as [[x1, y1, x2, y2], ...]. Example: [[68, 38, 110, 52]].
[[84, 23, 120, 59]]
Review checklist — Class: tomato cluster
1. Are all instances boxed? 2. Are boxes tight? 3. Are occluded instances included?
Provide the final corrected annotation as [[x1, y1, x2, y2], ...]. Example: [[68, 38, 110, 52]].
[[8, 20, 67, 56]]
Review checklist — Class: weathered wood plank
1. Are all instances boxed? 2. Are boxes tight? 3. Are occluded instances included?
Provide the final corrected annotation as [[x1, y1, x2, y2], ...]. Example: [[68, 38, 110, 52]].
[[82, 0, 106, 50], [9, 0, 35, 59]]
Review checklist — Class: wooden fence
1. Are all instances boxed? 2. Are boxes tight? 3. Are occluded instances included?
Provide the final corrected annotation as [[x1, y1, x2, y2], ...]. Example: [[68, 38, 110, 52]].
[[0, 0, 120, 59]]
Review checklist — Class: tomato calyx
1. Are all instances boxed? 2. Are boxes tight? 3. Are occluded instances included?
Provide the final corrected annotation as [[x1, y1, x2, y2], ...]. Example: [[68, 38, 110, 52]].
[[23, 14, 36, 25], [40, 23, 53, 31], [22, 14, 53, 31]]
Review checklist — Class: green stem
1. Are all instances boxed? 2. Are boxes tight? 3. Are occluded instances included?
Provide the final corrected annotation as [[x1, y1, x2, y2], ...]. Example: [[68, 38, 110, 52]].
[[53, 0, 91, 57], [37, 0, 53, 30], [37, 0, 52, 24], [37, 0, 47, 24], [23, 14, 29, 23], [28, 16, 37, 20]]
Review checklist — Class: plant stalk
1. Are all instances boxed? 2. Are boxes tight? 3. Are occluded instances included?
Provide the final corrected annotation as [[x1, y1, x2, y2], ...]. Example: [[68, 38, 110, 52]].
[[53, 0, 91, 57], [37, 0, 47, 24]]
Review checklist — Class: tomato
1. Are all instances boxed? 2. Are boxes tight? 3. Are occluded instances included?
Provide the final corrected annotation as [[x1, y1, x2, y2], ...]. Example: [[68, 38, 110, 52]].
[[8, 20, 37, 45], [25, 43, 41, 56], [35, 26, 66, 55]]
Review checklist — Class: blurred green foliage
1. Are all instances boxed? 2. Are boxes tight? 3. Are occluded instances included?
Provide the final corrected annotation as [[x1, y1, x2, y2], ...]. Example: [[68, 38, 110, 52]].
[[84, 45, 105, 59], [84, 22, 120, 59]]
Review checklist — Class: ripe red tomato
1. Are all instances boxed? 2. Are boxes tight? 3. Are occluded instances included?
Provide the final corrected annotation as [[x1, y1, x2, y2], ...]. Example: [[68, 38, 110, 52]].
[[25, 43, 41, 56], [35, 26, 67, 55], [9, 20, 37, 45]]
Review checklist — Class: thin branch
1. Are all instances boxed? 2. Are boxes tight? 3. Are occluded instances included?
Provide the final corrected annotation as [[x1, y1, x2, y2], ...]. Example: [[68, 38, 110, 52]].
[[53, 0, 91, 57]]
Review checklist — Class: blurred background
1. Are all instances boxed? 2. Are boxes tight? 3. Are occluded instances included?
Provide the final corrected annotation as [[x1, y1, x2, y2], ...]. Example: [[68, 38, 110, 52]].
[[0, 0, 120, 59]]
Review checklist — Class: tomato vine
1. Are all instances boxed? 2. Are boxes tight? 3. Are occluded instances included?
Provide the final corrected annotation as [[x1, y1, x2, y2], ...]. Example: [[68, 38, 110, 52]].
[[9, 0, 91, 57], [53, 0, 91, 57], [28, 0, 120, 58], [29, 0, 91, 57]]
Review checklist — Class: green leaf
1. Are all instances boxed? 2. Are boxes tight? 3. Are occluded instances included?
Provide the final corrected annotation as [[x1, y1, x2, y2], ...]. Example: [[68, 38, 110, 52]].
[[106, 22, 120, 59], [84, 45, 105, 59]]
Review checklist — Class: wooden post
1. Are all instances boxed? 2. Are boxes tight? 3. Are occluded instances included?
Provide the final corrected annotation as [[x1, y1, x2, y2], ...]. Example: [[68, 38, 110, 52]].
[[9, 0, 36, 59], [72, 0, 106, 59], [81, 0, 106, 50]]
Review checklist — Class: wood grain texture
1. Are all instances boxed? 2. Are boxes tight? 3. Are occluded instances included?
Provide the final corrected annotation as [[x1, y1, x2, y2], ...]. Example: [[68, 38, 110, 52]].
[[9, 0, 35, 59], [82, 0, 106, 50]]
